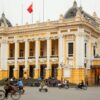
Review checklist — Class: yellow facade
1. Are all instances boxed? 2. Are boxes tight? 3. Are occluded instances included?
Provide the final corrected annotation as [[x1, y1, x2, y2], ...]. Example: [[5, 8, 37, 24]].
[[0, 1, 100, 85]]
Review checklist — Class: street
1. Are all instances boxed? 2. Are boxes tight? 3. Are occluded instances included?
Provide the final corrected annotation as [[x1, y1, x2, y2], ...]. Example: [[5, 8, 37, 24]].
[[18, 86, 100, 100]]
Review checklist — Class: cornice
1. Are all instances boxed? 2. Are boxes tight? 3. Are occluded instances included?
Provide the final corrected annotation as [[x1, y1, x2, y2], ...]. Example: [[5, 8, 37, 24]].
[[0, 18, 99, 36]]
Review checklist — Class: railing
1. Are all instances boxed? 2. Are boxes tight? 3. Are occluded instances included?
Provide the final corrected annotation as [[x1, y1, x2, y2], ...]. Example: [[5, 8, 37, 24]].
[[18, 57, 25, 59], [28, 56, 35, 59], [39, 56, 47, 58], [50, 55, 59, 58], [8, 57, 15, 60]]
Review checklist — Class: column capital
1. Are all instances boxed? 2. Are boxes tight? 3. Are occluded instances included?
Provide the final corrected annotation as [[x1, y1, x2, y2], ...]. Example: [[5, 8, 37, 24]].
[[14, 39, 18, 43], [34, 37, 39, 41], [25, 39, 29, 42], [2, 39, 7, 43], [46, 37, 51, 40], [58, 34, 64, 38]]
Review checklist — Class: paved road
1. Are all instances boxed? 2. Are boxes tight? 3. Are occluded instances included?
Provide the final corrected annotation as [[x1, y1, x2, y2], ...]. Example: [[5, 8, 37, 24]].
[[21, 86, 100, 100], [1, 86, 100, 100]]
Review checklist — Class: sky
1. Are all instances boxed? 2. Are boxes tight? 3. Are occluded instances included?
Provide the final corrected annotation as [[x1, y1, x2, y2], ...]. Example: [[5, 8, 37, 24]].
[[0, 0, 100, 26]]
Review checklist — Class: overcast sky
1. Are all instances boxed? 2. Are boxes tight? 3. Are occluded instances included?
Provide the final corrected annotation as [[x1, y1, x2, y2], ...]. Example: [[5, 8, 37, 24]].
[[0, 0, 100, 26]]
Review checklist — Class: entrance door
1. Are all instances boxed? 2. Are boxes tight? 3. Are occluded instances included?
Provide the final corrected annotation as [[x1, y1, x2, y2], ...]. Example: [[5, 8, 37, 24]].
[[51, 64, 58, 79], [9, 66, 14, 78], [19, 65, 24, 78], [95, 68, 100, 85], [40, 65, 46, 79], [29, 65, 35, 78]]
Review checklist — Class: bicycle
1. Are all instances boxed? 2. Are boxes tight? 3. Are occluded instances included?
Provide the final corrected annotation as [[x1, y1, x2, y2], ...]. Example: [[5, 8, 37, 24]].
[[17, 87, 25, 94], [0, 88, 21, 100]]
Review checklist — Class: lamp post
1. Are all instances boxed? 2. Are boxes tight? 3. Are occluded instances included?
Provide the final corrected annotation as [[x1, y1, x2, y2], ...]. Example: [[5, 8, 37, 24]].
[[60, 58, 70, 81], [84, 60, 87, 85], [60, 62, 64, 81]]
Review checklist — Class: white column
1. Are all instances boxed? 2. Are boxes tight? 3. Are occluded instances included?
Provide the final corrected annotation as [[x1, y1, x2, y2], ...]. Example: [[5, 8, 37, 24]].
[[47, 37, 51, 69], [87, 39, 91, 69], [14, 40, 18, 70], [0, 44, 1, 70], [1, 40, 8, 70], [59, 34, 63, 67], [76, 28, 85, 68], [35, 38, 40, 69], [25, 39, 29, 70]]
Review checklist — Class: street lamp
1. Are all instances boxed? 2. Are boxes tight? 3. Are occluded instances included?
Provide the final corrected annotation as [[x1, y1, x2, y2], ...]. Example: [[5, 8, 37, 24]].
[[60, 62, 64, 81], [60, 60, 71, 81], [84, 60, 87, 85]]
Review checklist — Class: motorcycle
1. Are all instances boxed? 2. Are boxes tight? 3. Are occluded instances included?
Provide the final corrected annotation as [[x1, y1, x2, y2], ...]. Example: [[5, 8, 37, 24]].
[[58, 83, 69, 89], [75, 84, 87, 90], [39, 86, 48, 92]]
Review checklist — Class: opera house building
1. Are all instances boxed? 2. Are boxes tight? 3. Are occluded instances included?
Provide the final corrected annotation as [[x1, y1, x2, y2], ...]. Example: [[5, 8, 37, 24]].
[[0, 1, 100, 85]]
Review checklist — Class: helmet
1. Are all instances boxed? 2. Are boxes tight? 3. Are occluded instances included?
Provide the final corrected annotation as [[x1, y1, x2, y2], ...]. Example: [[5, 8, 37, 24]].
[[10, 78, 13, 81]]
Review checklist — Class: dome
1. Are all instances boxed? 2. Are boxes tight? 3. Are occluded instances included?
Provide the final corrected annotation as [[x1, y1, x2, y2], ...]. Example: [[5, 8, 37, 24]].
[[64, 1, 78, 19], [0, 13, 12, 27], [64, 1, 99, 27]]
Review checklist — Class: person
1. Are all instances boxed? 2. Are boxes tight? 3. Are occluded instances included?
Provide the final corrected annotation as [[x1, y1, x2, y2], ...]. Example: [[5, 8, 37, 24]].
[[12, 77, 17, 85], [59, 80, 69, 88], [64, 80, 69, 87], [4, 78, 11, 98], [17, 79, 24, 90], [58, 80, 63, 88], [10, 78, 14, 85], [78, 80, 84, 89], [40, 80, 45, 89]]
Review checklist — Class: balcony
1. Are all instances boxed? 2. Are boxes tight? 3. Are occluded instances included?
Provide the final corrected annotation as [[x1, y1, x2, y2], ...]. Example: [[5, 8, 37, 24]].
[[39, 56, 47, 63], [18, 57, 25, 59], [8, 57, 15, 64], [18, 57, 25, 63], [28, 56, 35, 63], [50, 55, 59, 62], [39, 56, 47, 58], [8, 57, 15, 60], [28, 56, 35, 59]]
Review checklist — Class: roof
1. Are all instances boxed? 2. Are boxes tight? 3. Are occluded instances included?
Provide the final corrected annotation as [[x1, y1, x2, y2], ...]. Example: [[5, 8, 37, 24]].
[[64, 1, 99, 27], [0, 13, 12, 27], [64, 1, 78, 19]]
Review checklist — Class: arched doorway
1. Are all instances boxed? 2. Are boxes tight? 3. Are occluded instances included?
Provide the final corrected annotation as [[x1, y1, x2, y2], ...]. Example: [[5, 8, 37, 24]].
[[19, 65, 25, 78], [51, 64, 58, 79], [9, 66, 14, 78], [40, 64, 46, 79], [29, 65, 35, 78]]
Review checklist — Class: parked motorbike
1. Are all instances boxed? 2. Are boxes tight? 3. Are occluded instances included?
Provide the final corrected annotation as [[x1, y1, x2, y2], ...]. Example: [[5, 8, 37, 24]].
[[58, 80, 69, 89], [58, 83, 69, 89]]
